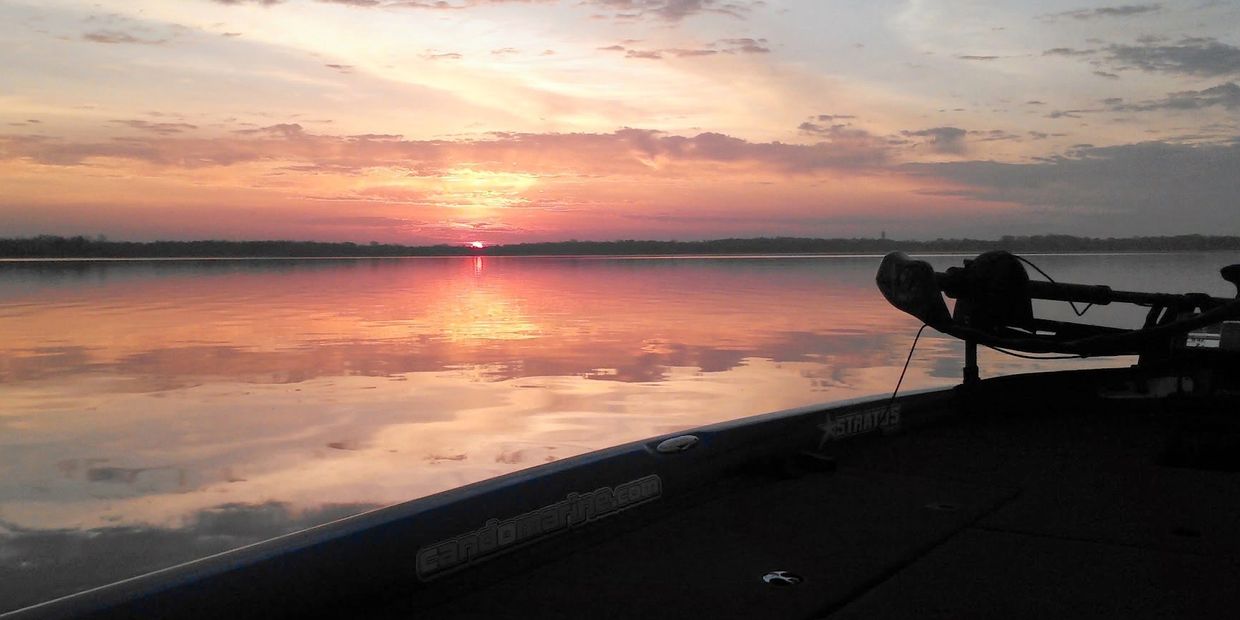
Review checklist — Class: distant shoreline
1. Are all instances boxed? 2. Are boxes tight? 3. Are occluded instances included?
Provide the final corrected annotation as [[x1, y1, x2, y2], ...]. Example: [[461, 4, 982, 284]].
[[2, 235, 1239, 259], [2, 251, 1236, 263]]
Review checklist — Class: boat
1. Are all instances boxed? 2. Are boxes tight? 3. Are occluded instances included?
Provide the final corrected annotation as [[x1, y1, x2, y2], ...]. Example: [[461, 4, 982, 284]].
[[7, 251, 1240, 619]]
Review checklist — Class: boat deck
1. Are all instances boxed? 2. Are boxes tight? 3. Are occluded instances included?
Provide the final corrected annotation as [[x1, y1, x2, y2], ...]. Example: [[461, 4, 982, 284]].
[[374, 374, 1240, 619]]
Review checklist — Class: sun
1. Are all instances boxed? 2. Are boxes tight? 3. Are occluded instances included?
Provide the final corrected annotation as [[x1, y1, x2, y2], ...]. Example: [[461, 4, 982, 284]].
[[469, 241, 486, 249]]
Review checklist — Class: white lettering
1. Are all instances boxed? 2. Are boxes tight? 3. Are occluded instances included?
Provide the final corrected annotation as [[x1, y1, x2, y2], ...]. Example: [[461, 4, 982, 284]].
[[415, 474, 662, 580]]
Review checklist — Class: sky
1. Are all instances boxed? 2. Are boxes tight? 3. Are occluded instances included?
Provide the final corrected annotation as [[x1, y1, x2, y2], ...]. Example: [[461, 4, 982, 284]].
[[1, 0, 1238, 244]]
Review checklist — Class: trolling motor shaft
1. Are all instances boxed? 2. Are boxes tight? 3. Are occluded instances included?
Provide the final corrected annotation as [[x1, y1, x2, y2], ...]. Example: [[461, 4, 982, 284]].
[[876, 250, 1240, 358]]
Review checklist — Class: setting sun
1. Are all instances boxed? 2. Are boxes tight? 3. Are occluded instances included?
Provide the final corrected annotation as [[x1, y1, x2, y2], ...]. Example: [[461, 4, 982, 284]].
[[469, 241, 486, 249]]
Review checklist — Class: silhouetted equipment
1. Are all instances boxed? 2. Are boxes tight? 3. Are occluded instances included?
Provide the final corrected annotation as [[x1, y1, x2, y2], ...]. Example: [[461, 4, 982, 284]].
[[877, 251, 1240, 364]]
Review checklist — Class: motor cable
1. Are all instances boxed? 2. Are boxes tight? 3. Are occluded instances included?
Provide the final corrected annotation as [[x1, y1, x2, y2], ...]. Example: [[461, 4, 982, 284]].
[[883, 323, 928, 423], [983, 344, 1085, 360], [1015, 255, 1094, 317]]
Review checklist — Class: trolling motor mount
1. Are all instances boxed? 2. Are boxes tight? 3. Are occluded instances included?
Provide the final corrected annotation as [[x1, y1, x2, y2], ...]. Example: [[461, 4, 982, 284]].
[[940, 251, 1034, 330]]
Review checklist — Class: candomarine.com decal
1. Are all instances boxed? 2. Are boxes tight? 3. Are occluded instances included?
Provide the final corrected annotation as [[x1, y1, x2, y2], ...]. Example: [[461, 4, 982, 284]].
[[415, 474, 662, 579], [820, 404, 901, 444]]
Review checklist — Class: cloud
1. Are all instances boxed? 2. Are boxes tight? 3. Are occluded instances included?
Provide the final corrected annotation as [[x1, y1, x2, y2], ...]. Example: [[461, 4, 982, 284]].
[[1029, 37, 1240, 78], [901, 127, 968, 155], [325, 63, 354, 73], [0, 126, 891, 173], [233, 122, 308, 138], [349, 133, 405, 140], [909, 139, 1240, 235], [666, 48, 718, 57], [957, 55, 999, 61], [82, 30, 166, 45], [302, 216, 416, 227], [971, 129, 1021, 142], [1105, 37, 1240, 77], [504, 128, 891, 171], [1045, 108, 1097, 119], [1027, 131, 1066, 140], [443, 219, 523, 232], [1042, 4, 1161, 20], [798, 121, 855, 136], [587, 0, 754, 21], [717, 38, 770, 53], [602, 38, 769, 60], [625, 49, 664, 59], [229, 0, 756, 22], [1043, 47, 1096, 57], [1109, 82, 1240, 111], [423, 52, 463, 60], [797, 121, 826, 135], [110, 120, 198, 135]]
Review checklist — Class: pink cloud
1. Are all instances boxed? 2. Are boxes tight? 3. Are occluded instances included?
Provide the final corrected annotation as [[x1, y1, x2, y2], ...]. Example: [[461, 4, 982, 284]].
[[0, 126, 890, 173]]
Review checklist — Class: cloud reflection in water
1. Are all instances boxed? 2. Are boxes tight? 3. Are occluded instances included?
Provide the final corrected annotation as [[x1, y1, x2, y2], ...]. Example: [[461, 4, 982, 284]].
[[0, 255, 1134, 610]]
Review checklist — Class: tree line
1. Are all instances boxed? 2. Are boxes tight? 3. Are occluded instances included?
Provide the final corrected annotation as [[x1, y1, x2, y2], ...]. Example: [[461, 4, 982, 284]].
[[3, 234, 1240, 259]]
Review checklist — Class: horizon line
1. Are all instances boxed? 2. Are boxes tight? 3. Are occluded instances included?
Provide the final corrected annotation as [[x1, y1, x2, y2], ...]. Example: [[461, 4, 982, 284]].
[[6, 233, 1240, 247]]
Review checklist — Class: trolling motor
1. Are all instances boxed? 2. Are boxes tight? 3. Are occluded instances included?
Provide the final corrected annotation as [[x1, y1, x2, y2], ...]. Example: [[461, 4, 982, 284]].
[[876, 251, 1240, 383]]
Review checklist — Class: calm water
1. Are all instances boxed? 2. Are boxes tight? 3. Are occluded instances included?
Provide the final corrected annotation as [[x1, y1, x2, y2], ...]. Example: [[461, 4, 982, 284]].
[[1, 253, 1236, 610]]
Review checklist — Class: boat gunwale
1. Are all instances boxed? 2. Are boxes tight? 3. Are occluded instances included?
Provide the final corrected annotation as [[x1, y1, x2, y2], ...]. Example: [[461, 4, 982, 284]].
[[5, 367, 1140, 619]]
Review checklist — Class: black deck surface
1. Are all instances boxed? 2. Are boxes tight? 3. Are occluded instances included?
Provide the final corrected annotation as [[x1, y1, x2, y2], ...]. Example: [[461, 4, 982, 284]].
[[405, 472, 1013, 619], [372, 377, 1240, 619]]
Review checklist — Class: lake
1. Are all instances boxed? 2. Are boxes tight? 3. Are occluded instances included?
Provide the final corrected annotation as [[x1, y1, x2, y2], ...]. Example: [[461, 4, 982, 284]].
[[1, 252, 1236, 610]]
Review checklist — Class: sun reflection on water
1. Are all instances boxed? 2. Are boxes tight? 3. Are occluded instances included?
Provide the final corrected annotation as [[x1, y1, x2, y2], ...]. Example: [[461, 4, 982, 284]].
[[0, 254, 1145, 610]]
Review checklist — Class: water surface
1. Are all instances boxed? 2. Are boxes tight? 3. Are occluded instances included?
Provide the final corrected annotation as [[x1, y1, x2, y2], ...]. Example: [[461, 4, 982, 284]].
[[1, 253, 1235, 610]]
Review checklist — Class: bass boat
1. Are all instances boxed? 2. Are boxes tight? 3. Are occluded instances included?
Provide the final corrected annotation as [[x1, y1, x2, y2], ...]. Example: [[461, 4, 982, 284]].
[[8, 251, 1240, 619]]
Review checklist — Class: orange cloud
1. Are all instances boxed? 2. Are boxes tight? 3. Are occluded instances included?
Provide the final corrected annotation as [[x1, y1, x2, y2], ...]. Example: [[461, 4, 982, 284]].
[[0, 124, 1026, 243], [0, 126, 891, 174]]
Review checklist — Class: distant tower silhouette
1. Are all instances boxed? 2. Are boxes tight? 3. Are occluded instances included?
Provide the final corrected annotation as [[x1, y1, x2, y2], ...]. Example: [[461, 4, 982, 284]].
[[881, 230, 886, 240]]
